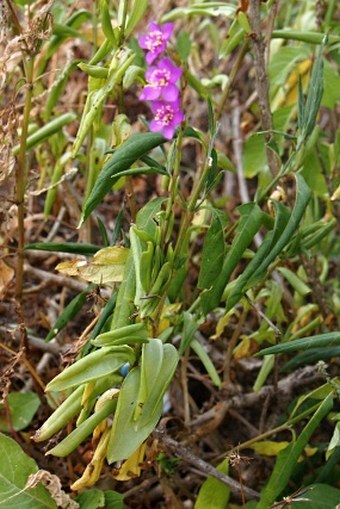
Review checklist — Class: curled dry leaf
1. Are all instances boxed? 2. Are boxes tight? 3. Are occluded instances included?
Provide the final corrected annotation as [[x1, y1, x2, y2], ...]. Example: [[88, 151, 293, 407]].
[[26, 470, 79, 509]]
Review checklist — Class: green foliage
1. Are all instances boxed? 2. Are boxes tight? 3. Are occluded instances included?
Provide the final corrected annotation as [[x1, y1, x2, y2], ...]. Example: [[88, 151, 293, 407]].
[[76, 488, 123, 509], [194, 458, 230, 509], [0, 393, 40, 432], [0, 433, 57, 508], [4, 0, 339, 503], [80, 133, 167, 225], [257, 395, 333, 508]]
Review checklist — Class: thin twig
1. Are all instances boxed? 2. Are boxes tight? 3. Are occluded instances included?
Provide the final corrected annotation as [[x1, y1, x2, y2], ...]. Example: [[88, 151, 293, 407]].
[[248, 0, 280, 176], [153, 429, 260, 500]]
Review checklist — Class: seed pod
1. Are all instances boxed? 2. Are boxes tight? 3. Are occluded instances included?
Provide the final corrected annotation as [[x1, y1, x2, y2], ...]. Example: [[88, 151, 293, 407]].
[[33, 385, 84, 443], [47, 398, 117, 457]]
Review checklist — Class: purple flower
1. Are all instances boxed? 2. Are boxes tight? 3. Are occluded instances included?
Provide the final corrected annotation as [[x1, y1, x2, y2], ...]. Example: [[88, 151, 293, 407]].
[[139, 22, 174, 65], [140, 58, 182, 102], [150, 100, 184, 139]]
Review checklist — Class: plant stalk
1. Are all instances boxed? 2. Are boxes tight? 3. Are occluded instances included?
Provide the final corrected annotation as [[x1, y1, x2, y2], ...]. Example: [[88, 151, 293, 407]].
[[15, 57, 34, 300]]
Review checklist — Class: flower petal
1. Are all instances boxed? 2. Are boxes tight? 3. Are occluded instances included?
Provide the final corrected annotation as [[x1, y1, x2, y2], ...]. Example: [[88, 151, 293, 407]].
[[160, 23, 174, 40], [162, 84, 179, 102], [140, 86, 160, 101], [162, 125, 175, 139], [150, 119, 163, 132]]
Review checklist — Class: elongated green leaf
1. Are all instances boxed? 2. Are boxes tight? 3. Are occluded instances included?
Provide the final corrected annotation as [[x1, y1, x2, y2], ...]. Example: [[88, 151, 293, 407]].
[[191, 339, 221, 387], [226, 200, 290, 311], [179, 312, 199, 356], [257, 332, 340, 356], [80, 133, 166, 225], [200, 202, 264, 313], [246, 174, 311, 287], [256, 394, 333, 508], [46, 346, 135, 392], [277, 267, 311, 296], [25, 242, 101, 256], [300, 39, 325, 142], [198, 212, 225, 289], [0, 433, 57, 508], [45, 288, 90, 342], [126, 0, 148, 35], [37, 9, 91, 74], [282, 346, 340, 372]]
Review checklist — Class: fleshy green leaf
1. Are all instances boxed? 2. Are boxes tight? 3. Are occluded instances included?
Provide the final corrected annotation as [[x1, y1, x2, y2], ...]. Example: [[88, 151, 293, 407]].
[[46, 346, 135, 392], [107, 341, 178, 463]]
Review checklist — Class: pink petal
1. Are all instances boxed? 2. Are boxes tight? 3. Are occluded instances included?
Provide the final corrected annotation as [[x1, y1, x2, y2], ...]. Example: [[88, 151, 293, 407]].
[[146, 51, 158, 65], [162, 84, 179, 102], [162, 125, 175, 139], [160, 23, 174, 40], [140, 86, 160, 101], [150, 119, 163, 132]]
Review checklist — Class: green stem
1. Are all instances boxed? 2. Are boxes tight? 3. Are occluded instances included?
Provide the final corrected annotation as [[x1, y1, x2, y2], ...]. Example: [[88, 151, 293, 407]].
[[16, 57, 34, 300], [160, 127, 184, 247], [215, 41, 248, 120], [118, 0, 129, 46], [324, 0, 337, 29], [172, 152, 212, 261], [226, 400, 322, 455]]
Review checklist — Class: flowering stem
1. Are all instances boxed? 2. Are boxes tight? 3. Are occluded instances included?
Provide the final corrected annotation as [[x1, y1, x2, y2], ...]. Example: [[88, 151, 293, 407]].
[[161, 126, 184, 246], [118, 0, 129, 46], [173, 149, 211, 262]]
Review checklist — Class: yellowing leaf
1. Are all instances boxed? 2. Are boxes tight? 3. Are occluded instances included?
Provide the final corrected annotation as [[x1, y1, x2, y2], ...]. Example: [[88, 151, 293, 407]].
[[55, 259, 86, 276], [56, 247, 130, 284], [112, 442, 146, 481], [158, 303, 182, 333], [250, 440, 318, 460], [251, 440, 290, 456], [233, 336, 251, 359], [212, 309, 238, 339], [298, 446, 318, 461], [0, 259, 14, 299], [92, 246, 130, 265]]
